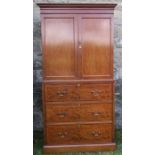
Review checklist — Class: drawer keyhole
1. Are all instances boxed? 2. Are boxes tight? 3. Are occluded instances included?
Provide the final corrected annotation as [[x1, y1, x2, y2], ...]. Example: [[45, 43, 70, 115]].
[[77, 83, 80, 87], [77, 124, 81, 128]]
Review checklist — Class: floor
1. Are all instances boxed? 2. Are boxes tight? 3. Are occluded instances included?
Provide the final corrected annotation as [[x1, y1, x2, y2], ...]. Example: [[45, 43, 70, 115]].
[[33, 129, 122, 155]]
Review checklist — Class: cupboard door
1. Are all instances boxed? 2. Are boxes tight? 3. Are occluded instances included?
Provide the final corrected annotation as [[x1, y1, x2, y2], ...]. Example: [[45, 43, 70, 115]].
[[42, 15, 78, 80], [79, 15, 113, 79]]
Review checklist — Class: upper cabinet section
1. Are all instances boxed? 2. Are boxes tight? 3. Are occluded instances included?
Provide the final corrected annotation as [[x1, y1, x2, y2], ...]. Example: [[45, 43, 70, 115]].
[[38, 4, 116, 81]]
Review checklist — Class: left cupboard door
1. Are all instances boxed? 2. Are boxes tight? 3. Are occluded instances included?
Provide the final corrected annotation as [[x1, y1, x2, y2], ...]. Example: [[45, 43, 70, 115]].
[[41, 14, 78, 80]]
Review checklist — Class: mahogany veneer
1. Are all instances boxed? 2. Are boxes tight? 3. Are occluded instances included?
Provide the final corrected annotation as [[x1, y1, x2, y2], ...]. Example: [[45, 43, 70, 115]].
[[38, 3, 117, 153]]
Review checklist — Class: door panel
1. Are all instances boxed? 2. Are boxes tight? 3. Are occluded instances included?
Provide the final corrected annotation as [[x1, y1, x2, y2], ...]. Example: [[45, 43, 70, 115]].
[[79, 15, 113, 79], [43, 15, 77, 79]]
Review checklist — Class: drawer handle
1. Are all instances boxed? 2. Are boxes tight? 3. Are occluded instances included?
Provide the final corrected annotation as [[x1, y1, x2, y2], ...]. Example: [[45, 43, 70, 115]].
[[56, 112, 67, 118], [90, 131, 101, 137], [92, 112, 102, 116], [91, 89, 102, 96], [56, 90, 67, 97], [57, 132, 68, 138]]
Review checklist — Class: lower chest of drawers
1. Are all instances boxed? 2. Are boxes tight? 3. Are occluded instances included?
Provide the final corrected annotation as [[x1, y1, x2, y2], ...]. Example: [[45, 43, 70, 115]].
[[43, 82, 114, 145]]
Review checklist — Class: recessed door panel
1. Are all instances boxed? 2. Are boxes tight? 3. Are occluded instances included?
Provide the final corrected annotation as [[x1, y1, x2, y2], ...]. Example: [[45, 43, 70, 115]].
[[80, 15, 113, 79], [43, 15, 77, 79]]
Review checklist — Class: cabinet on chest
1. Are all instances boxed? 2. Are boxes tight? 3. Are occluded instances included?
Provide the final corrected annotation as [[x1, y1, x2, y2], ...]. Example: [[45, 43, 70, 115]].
[[38, 3, 117, 153]]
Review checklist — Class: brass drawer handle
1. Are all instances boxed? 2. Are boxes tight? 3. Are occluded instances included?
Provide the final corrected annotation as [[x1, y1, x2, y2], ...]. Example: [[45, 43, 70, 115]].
[[90, 131, 101, 137], [57, 132, 68, 138], [92, 112, 102, 116], [56, 90, 67, 97], [91, 89, 102, 96], [56, 112, 67, 118]]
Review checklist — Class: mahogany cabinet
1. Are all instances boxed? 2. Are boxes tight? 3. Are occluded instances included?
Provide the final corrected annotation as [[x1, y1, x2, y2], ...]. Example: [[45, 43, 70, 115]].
[[38, 3, 117, 153]]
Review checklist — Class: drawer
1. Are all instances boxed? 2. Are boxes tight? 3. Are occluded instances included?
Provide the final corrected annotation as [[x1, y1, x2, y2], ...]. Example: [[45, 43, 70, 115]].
[[46, 104, 80, 122], [44, 83, 113, 102], [79, 83, 113, 101], [46, 124, 113, 145], [44, 84, 77, 102], [79, 124, 113, 144], [80, 103, 112, 122], [46, 125, 80, 145], [45, 103, 112, 122]]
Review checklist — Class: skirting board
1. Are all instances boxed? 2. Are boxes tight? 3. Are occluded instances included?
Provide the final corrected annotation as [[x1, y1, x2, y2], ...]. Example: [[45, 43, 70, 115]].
[[43, 143, 116, 153]]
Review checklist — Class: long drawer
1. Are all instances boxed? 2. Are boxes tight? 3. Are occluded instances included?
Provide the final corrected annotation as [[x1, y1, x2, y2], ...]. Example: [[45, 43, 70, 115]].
[[44, 83, 113, 102], [45, 103, 113, 122], [46, 124, 113, 145]]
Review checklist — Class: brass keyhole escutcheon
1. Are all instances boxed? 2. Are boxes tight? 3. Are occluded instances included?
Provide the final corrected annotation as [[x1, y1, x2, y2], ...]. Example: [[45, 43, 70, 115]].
[[77, 83, 80, 87], [77, 124, 80, 128]]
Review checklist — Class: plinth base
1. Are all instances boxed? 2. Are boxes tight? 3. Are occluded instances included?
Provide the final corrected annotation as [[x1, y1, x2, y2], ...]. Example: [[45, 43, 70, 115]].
[[43, 143, 116, 154]]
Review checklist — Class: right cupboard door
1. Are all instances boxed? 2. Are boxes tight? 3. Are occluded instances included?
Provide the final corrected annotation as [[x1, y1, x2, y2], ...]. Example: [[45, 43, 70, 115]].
[[79, 14, 113, 79]]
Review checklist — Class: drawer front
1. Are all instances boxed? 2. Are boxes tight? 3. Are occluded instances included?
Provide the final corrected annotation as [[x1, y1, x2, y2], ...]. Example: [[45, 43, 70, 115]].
[[46, 124, 113, 145], [79, 124, 113, 144], [46, 125, 80, 145], [79, 83, 113, 101], [44, 83, 113, 102], [80, 103, 112, 122], [44, 84, 77, 102], [46, 103, 112, 122], [46, 104, 80, 122]]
